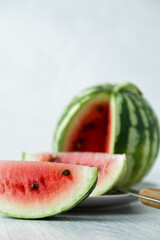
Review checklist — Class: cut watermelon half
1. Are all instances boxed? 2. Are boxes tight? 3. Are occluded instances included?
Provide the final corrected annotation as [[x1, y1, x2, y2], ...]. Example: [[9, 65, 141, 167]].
[[22, 152, 127, 196], [0, 161, 97, 219], [53, 83, 160, 187], [56, 93, 114, 153]]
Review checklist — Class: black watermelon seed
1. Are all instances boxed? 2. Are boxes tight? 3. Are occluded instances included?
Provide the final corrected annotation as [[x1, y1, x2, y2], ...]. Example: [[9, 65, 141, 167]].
[[47, 155, 55, 162], [74, 143, 81, 150], [53, 156, 61, 163], [74, 138, 84, 150], [83, 123, 95, 131], [77, 138, 84, 144], [30, 183, 39, 190], [48, 155, 61, 163], [97, 106, 104, 111], [61, 169, 71, 176]]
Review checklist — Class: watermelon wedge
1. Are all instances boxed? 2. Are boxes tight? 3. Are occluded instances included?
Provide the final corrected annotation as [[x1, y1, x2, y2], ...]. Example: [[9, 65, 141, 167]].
[[0, 161, 97, 219], [22, 152, 127, 196], [54, 83, 160, 187]]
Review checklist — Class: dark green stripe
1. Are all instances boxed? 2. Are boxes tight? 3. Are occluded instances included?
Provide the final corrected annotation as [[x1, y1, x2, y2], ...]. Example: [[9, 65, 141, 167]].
[[132, 95, 153, 178], [126, 93, 150, 184], [134, 96, 160, 173], [113, 93, 134, 186], [114, 93, 131, 154], [143, 98, 160, 161]]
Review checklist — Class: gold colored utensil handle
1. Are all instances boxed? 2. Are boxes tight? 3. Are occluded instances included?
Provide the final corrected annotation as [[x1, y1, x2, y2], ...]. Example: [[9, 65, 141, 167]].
[[139, 188, 160, 209]]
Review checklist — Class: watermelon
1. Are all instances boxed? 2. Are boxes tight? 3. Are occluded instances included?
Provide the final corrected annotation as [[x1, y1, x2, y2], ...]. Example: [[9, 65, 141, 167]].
[[54, 82, 160, 187], [22, 152, 127, 196], [0, 161, 97, 219]]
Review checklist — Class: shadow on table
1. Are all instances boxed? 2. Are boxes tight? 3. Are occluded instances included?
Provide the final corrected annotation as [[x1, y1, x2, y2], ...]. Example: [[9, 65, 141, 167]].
[[43, 201, 147, 222]]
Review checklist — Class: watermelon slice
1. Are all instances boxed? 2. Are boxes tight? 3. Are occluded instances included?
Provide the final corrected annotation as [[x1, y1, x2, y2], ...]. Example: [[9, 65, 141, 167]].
[[22, 152, 127, 196], [0, 161, 97, 219]]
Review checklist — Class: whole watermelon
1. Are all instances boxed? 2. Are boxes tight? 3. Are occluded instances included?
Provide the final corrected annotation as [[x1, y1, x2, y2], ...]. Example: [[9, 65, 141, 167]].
[[54, 82, 160, 187]]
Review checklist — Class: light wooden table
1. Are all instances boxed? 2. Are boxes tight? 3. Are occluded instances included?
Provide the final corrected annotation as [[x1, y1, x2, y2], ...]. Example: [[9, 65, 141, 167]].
[[0, 197, 160, 240], [1, 162, 160, 240]]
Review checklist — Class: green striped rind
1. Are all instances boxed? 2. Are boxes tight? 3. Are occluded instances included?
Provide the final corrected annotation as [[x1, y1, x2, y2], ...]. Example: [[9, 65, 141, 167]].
[[114, 90, 160, 187], [122, 94, 148, 185], [129, 94, 160, 176], [113, 93, 134, 186], [114, 82, 142, 95], [54, 82, 160, 187], [114, 93, 146, 186]]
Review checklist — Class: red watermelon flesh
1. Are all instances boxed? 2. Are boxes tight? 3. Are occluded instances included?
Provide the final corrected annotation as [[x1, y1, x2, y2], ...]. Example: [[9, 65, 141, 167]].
[[23, 152, 127, 196], [0, 161, 97, 219], [66, 102, 112, 153]]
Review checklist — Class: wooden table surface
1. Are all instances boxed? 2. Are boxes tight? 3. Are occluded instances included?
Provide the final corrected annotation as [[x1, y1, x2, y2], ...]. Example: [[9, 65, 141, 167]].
[[0, 197, 160, 240], [0, 163, 160, 240]]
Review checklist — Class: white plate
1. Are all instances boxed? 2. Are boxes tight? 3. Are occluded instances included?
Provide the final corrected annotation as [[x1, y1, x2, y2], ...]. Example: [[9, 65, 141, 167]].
[[78, 193, 137, 207], [78, 181, 157, 207]]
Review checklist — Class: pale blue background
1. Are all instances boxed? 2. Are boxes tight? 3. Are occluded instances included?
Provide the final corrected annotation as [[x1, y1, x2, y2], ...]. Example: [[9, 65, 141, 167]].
[[0, 0, 159, 181]]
